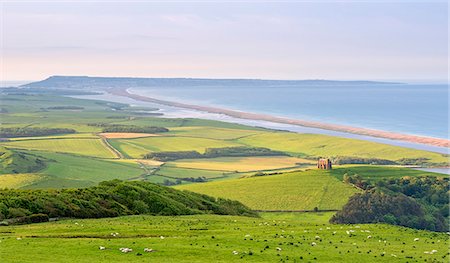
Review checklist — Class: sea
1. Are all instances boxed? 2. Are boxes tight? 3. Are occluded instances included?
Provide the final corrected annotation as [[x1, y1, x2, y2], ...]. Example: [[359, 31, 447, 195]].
[[70, 83, 449, 154], [129, 84, 449, 140]]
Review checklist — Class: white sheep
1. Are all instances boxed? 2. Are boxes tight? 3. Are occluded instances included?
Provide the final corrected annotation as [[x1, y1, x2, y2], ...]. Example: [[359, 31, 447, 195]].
[[315, 235, 321, 240], [414, 238, 419, 241], [311, 242, 317, 246], [232, 251, 239, 255], [99, 246, 106, 250], [119, 248, 133, 253], [367, 235, 372, 239], [144, 248, 154, 253], [276, 247, 282, 251]]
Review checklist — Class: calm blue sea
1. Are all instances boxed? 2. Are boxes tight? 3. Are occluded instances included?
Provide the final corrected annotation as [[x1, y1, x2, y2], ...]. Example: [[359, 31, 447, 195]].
[[131, 84, 449, 139]]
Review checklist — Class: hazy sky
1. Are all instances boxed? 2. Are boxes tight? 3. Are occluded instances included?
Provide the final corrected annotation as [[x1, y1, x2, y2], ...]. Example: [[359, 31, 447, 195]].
[[1, 1, 448, 82]]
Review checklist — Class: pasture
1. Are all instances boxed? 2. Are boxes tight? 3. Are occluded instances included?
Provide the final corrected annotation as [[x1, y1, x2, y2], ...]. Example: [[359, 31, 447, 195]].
[[0, 214, 448, 262], [110, 136, 242, 158], [2, 138, 116, 158], [176, 169, 360, 210]]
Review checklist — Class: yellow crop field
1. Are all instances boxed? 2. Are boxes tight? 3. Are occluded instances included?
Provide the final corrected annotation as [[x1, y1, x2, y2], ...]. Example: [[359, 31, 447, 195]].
[[0, 173, 43, 189], [171, 156, 315, 172]]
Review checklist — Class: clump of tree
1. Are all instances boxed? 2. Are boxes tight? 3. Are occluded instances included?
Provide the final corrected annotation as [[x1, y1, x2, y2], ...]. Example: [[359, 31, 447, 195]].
[[45, 106, 84, 110], [342, 173, 371, 190], [0, 127, 76, 138], [145, 151, 203, 162], [333, 157, 396, 165], [88, 123, 168, 133], [203, 147, 287, 158], [332, 176, 449, 232], [0, 180, 257, 225], [145, 147, 287, 162]]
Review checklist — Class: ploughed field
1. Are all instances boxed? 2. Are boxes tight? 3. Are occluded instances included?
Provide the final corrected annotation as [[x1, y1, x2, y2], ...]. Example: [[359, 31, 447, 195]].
[[1, 214, 448, 263]]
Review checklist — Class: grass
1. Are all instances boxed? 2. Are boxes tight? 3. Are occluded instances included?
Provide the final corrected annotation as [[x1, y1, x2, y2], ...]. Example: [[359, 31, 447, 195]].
[[156, 165, 229, 179], [330, 165, 444, 182], [19, 151, 144, 189], [110, 136, 242, 158], [176, 169, 360, 210], [2, 138, 116, 158], [0, 173, 42, 188], [238, 132, 449, 163], [171, 156, 315, 172], [167, 126, 264, 140], [0, 214, 448, 263]]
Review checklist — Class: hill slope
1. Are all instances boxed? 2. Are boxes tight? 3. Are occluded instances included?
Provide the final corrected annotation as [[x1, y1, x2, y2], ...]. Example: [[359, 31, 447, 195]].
[[0, 180, 256, 221], [176, 169, 360, 210]]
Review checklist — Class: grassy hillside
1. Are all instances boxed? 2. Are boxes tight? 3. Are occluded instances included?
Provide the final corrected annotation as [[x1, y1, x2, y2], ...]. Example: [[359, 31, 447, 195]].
[[0, 147, 46, 174], [0, 180, 256, 221], [329, 165, 442, 182], [177, 169, 360, 210], [1, 214, 448, 262], [21, 151, 145, 189]]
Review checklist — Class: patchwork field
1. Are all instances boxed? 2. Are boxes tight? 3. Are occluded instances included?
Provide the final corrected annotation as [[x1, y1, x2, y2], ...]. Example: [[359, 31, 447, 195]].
[[110, 136, 242, 158], [99, 133, 160, 139], [2, 138, 116, 158], [1, 214, 448, 263], [156, 165, 229, 179], [177, 169, 360, 210], [170, 156, 315, 172], [167, 126, 264, 140], [238, 133, 448, 163]]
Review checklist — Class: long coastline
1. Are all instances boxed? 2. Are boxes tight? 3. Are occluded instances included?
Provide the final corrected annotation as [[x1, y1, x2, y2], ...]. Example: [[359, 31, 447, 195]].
[[108, 87, 450, 149]]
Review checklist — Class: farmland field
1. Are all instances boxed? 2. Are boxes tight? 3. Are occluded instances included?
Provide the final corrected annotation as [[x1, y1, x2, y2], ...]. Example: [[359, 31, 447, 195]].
[[110, 136, 242, 158], [170, 156, 315, 172], [238, 133, 448, 163], [1, 214, 448, 263], [177, 169, 360, 210], [2, 138, 116, 158]]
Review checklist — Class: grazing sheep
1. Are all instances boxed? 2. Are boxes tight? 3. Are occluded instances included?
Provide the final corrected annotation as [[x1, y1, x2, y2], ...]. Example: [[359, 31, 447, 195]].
[[311, 242, 317, 246], [414, 238, 419, 241], [232, 251, 239, 255], [367, 235, 372, 239], [315, 236, 321, 240], [99, 246, 106, 250], [160, 236, 165, 239], [119, 248, 133, 253], [276, 247, 282, 251], [144, 248, 154, 253]]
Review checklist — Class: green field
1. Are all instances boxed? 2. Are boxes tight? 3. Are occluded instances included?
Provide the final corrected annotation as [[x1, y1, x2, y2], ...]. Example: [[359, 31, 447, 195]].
[[329, 165, 442, 181], [2, 138, 116, 158], [156, 165, 229, 179], [1, 214, 448, 263], [177, 169, 360, 210], [238, 133, 448, 163], [110, 136, 242, 158]]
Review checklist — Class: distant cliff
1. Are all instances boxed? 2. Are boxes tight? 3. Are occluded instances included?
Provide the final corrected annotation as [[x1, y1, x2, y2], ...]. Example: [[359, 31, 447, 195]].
[[21, 75, 402, 89]]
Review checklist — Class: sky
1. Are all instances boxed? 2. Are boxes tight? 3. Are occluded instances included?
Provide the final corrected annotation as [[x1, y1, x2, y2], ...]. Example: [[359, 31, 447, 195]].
[[0, 1, 448, 82]]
